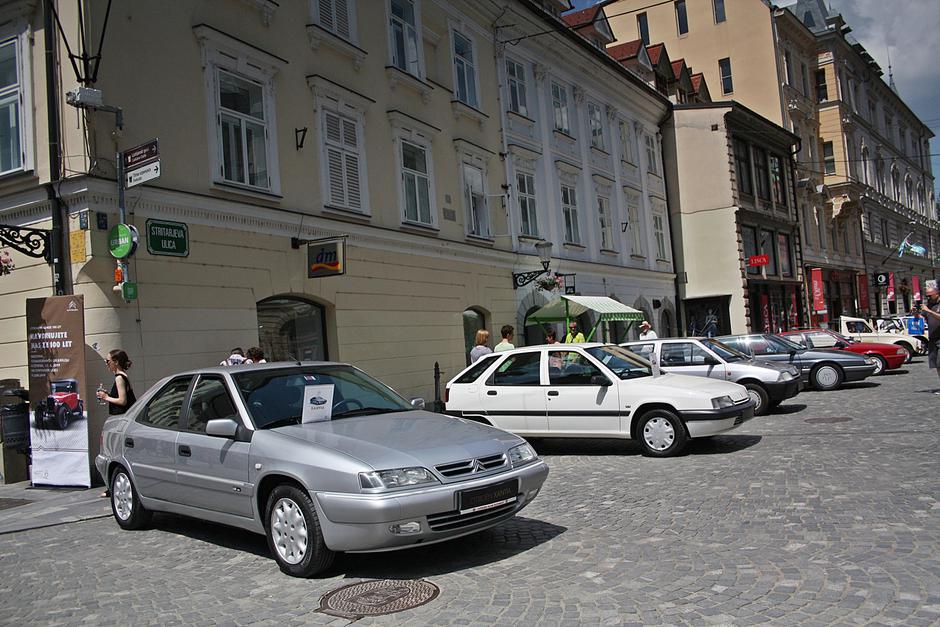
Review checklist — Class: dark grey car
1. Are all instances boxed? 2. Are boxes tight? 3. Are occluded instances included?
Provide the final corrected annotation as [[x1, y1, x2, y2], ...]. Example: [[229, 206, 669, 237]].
[[717, 334, 877, 390], [96, 363, 548, 578]]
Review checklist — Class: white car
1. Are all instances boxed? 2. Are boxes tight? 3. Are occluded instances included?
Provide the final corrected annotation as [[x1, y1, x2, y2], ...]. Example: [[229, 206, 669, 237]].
[[445, 344, 755, 457]]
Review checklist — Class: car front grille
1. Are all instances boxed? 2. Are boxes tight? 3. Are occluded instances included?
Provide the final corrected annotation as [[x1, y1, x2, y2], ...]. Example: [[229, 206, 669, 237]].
[[434, 453, 506, 478], [426, 501, 518, 532]]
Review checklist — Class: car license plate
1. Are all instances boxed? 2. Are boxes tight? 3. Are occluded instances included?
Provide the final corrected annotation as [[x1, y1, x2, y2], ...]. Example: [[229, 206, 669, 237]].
[[458, 479, 518, 515]]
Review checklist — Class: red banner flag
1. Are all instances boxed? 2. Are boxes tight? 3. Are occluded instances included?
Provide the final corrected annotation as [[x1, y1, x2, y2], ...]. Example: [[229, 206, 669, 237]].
[[886, 273, 895, 301], [811, 268, 826, 313], [857, 274, 870, 311], [913, 276, 921, 301]]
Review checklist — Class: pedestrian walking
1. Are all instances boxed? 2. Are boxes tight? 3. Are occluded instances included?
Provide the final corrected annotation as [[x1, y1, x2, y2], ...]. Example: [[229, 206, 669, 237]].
[[246, 346, 267, 363], [220, 347, 247, 365], [494, 325, 515, 352], [469, 329, 492, 363], [564, 320, 585, 343], [639, 320, 658, 340], [96, 349, 137, 498], [914, 284, 940, 393]]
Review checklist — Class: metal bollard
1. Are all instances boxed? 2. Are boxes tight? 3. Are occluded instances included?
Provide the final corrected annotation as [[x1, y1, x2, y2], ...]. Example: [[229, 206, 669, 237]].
[[433, 362, 445, 413]]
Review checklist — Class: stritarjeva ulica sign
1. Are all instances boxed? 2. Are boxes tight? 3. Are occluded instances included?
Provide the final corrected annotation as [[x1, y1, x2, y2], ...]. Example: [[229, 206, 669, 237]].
[[146, 219, 188, 257]]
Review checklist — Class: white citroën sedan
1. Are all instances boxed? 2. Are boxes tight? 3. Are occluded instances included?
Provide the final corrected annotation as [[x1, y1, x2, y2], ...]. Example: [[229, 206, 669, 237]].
[[446, 344, 755, 457]]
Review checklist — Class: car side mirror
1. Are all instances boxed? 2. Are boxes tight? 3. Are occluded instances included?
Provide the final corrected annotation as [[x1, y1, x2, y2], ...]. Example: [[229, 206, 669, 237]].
[[410, 397, 426, 410], [591, 374, 612, 387], [834, 340, 848, 349], [206, 418, 239, 439], [705, 356, 720, 366]]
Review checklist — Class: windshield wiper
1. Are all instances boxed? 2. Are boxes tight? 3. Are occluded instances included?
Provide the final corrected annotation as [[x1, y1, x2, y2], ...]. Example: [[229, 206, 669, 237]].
[[261, 415, 302, 429], [332, 407, 409, 419]]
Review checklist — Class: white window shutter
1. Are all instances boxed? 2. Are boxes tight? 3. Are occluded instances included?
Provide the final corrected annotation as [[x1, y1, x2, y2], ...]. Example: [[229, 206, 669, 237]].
[[327, 147, 346, 206], [324, 111, 342, 144], [318, 0, 335, 32], [345, 153, 361, 209], [335, 0, 351, 39], [341, 118, 357, 149]]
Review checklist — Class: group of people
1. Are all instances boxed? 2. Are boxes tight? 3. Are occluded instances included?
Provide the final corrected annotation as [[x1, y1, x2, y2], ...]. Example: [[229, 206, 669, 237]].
[[469, 320, 658, 363], [220, 346, 267, 365]]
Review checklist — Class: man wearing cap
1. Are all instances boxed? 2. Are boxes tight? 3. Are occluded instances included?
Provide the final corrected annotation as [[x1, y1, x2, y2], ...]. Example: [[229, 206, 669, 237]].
[[638, 320, 658, 340]]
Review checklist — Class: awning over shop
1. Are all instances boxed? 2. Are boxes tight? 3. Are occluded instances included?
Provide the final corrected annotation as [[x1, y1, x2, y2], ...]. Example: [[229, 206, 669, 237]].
[[524, 295, 644, 341]]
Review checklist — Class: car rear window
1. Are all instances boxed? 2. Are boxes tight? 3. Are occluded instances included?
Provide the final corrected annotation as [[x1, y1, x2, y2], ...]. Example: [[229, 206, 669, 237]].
[[454, 354, 499, 384]]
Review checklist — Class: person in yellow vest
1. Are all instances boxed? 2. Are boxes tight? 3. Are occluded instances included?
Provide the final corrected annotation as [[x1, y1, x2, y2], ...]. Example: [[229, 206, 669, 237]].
[[564, 320, 585, 343]]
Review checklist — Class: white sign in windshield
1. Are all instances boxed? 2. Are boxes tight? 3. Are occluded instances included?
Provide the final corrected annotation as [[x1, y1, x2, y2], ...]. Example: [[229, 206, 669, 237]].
[[302, 384, 334, 423]]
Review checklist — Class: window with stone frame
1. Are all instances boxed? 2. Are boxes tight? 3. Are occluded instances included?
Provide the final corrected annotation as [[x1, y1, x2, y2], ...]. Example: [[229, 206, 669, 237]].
[[626, 191, 644, 256], [769, 154, 787, 207], [588, 102, 605, 151], [561, 183, 580, 244], [597, 195, 613, 250], [551, 81, 571, 134], [462, 163, 488, 237], [321, 108, 365, 212], [506, 58, 528, 117], [734, 139, 752, 196], [452, 30, 479, 108], [400, 140, 433, 225], [0, 37, 25, 175], [389, 0, 421, 77], [312, 0, 356, 41], [517, 171, 538, 237], [754, 148, 770, 200]]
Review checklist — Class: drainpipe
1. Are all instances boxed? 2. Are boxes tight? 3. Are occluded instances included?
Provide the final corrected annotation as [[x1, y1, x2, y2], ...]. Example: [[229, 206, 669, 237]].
[[43, 0, 69, 295]]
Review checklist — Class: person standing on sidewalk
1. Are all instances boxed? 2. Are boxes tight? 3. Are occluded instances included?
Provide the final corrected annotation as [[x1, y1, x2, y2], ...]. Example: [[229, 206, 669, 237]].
[[914, 284, 940, 393], [639, 320, 658, 340], [494, 325, 515, 352], [96, 349, 137, 497], [469, 329, 492, 363]]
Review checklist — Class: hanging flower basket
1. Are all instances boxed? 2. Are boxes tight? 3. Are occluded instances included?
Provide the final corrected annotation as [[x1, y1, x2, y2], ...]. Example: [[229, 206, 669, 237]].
[[536, 274, 564, 292]]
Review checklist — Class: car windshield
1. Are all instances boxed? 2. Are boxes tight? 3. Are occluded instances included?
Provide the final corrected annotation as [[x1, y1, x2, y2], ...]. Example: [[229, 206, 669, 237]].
[[51, 380, 77, 393], [763, 334, 805, 352], [586, 346, 652, 379], [234, 366, 412, 429], [699, 339, 747, 362]]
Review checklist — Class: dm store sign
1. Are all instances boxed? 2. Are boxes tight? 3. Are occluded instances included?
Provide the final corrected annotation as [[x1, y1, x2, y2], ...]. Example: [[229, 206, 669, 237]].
[[307, 239, 345, 278]]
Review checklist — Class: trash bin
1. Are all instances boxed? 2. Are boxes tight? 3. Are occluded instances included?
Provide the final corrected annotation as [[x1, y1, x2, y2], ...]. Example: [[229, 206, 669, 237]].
[[0, 387, 30, 484]]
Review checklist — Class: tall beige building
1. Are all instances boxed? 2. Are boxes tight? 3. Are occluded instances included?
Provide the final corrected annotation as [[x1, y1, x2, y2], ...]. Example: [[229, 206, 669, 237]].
[[0, 0, 674, 471], [607, 0, 935, 325]]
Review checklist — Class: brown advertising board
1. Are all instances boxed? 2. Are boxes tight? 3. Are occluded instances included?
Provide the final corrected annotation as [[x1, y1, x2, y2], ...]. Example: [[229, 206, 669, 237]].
[[26, 295, 90, 487]]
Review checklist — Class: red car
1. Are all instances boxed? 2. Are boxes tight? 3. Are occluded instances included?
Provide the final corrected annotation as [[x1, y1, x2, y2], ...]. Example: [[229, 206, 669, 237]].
[[34, 379, 84, 430], [779, 329, 907, 375]]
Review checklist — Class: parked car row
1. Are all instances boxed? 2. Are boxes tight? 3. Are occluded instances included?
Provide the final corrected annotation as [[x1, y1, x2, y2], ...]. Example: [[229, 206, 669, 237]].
[[95, 328, 911, 578]]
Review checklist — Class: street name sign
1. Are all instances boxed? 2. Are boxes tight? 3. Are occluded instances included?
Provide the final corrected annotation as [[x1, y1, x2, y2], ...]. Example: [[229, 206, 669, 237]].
[[146, 219, 189, 257]]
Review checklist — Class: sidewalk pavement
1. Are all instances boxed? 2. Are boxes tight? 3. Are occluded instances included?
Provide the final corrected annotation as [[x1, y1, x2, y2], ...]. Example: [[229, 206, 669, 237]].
[[0, 481, 110, 535]]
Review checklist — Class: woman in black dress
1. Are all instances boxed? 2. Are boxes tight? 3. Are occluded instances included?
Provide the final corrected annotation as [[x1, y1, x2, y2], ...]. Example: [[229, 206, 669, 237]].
[[96, 349, 137, 415]]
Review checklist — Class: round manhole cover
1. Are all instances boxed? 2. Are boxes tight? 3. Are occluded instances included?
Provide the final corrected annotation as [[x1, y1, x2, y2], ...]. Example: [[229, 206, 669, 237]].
[[319, 579, 440, 619], [804, 416, 852, 424]]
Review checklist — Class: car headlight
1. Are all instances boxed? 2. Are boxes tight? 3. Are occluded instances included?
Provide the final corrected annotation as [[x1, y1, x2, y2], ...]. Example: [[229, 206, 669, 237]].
[[711, 395, 735, 409], [508, 442, 538, 466], [359, 467, 439, 490], [777, 371, 794, 382]]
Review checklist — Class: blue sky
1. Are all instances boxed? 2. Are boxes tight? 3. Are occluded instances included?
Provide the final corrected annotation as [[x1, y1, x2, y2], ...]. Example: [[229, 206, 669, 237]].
[[567, 0, 939, 190]]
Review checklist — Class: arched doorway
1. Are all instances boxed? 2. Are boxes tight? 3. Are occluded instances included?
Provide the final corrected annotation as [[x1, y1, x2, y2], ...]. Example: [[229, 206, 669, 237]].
[[462, 307, 488, 365], [660, 308, 673, 338], [524, 306, 550, 346], [257, 296, 328, 361]]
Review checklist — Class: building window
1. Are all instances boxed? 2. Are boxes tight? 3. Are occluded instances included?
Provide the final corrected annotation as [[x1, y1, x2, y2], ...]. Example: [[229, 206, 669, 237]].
[[718, 57, 733, 94], [875, 158, 885, 195], [777, 233, 792, 277], [400, 140, 433, 225], [713, 0, 726, 23], [800, 62, 809, 96], [452, 31, 478, 108], [313, 0, 355, 41], [637, 13, 650, 46], [506, 58, 528, 117], [321, 110, 365, 212], [598, 195, 613, 250], [905, 176, 914, 208], [588, 102, 605, 150], [462, 163, 488, 237], [770, 154, 786, 207], [734, 139, 752, 196], [880, 218, 889, 246], [891, 167, 900, 202], [626, 192, 643, 256], [754, 148, 770, 200], [390, 0, 421, 77], [784, 50, 793, 86], [561, 184, 580, 244], [551, 82, 570, 134], [759, 229, 777, 275], [517, 171, 538, 237], [742, 225, 759, 275], [257, 296, 328, 361], [823, 141, 835, 175], [652, 207, 668, 260], [0, 39, 23, 175], [645, 133, 659, 175], [861, 146, 870, 185], [619, 120, 635, 164], [217, 70, 271, 190], [675, 0, 688, 35], [815, 68, 827, 102]]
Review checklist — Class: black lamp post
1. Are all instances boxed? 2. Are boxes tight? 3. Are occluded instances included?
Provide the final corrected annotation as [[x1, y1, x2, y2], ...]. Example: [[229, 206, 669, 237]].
[[512, 240, 553, 289]]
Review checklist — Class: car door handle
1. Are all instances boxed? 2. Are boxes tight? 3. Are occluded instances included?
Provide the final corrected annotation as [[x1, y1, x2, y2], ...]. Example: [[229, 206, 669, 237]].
[[178, 445, 191, 457], [124, 437, 134, 448], [487, 390, 498, 396], [547, 390, 559, 397]]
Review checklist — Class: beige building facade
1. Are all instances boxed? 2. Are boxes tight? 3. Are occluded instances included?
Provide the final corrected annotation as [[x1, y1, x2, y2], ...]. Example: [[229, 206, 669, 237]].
[[0, 0, 675, 473]]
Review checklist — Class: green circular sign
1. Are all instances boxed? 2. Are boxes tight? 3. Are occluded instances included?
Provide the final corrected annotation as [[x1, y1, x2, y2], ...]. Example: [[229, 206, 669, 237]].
[[108, 224, 139, 259]]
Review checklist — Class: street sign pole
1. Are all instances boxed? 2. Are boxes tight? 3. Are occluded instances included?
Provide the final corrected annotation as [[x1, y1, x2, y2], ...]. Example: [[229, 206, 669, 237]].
[[116, 150, 129, 300]]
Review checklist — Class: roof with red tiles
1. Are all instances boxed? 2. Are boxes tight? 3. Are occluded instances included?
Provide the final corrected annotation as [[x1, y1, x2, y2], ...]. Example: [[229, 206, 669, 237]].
[[607, 39, 644, 61]]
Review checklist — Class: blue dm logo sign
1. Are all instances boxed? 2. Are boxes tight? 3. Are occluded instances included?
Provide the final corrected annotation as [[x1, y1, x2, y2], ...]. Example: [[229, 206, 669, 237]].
[[307, 239, 345, 278]]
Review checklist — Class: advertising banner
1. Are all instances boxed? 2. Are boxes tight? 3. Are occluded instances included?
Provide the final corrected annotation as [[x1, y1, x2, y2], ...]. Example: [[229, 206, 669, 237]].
[[857, 274, 870, 312], [913, 276, 921, 302], [26, 296, 90, 487], [789, 288, 799, 327], [886, 273, 895, 301], [811, 268, 826, 313], [760, 293, 771, 332]]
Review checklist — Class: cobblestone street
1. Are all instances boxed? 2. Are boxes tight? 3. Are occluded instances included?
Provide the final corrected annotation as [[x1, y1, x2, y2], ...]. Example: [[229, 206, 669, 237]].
[[1, 364, 938, 626]]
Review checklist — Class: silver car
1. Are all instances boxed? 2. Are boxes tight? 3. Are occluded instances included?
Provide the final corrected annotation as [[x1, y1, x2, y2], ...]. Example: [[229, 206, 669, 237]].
[[96, 363, 548, 578], [622, 338, 802, 416]]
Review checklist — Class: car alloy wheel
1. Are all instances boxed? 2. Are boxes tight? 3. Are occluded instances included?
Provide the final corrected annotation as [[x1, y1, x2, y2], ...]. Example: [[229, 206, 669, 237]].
[[743, 383, 769, 416], [870, 355, 887, 375], [636, 409, 687, 457], [265, 484, 335, 578], [110, 468, 151, 530], [895, 343, 913, 363], [270, 497, 309, 565], [812, 364, 842, 391]]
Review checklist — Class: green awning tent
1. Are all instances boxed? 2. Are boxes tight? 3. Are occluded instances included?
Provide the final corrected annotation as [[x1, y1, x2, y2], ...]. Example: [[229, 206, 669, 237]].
[[524, 295, 645, 342]]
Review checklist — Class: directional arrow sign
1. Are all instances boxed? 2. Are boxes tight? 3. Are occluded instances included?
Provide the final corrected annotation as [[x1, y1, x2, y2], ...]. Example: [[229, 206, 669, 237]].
[[126, 160, 160, 188]]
